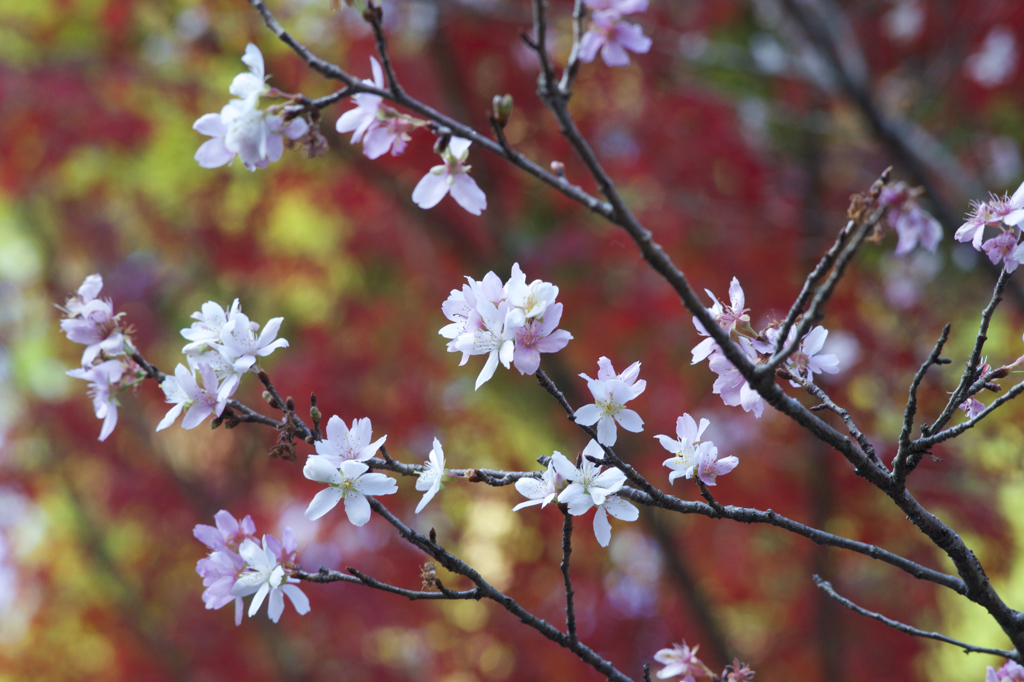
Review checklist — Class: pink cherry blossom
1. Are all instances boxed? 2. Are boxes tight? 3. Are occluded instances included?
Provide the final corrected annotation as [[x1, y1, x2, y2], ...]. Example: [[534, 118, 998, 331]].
[[785, 325, 841, 383], [362, 114, 418, 159], [193, 102, 309, 171], [694, 443, 738, 486], [65, 359, 127, 441], [156, 362, 232, 431], [987, 661, 1024, 682], [578, 8, 652, 67], [982, 231, 1024, 272], [193, 509, 257, 554], [691, 278, 749, 364], [653, 641, 705, 681], [512, 302, 573, 375], [707, 338, 764, 418], [61, 274, 104, 317], [878, 182, 943, 255], [412, 137, 487, 215]]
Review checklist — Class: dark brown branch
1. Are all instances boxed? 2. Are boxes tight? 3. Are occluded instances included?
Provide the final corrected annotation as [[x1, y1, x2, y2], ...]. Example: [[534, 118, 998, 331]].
[[813, 575, 1018, 660], [294, 566, 481, 600], [559, 508, 578, 643], [892, 324, 951, 485]]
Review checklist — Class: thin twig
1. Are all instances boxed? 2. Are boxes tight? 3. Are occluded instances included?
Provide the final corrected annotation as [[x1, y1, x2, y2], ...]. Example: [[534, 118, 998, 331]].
[[560, 508, 578, 643], [364, 4, 404, 97], [925, 268, 1012, 436], [784, 371, 879, 463], [696, 480, 725, 517], [812, 575, 1018, 659], [558, 0, 587, 97], [366, 497, 636, 682], [911, 380, 1024, 452], [892, 324, 951, 485]]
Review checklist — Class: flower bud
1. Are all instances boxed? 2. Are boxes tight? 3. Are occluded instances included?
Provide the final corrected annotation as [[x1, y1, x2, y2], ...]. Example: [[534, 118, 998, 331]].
[[550, 160, 565, 178], [491, 94, 513, 128], [310, 406, 322, 422]]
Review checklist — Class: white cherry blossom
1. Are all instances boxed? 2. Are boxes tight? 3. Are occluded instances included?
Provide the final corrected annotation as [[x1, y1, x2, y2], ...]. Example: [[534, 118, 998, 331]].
[[656, 413, 711, 484], [303, 456, 398, 525], [66, 360, 126, 441], [412, 137, 487, 215], [314, 415, 387, 466], [156, 362, 231, 431], [230, 536, 309, 623], [574, 360, 645, 446], [592, 494, 638, 547], [415, 438, 445, 513], [512, 461, 563, 511], [553, 443, 627, 514]]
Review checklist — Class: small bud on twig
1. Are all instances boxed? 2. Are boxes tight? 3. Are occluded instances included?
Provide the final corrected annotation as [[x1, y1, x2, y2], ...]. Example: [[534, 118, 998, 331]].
[[491, 94, 513, 128], [550, 160, 566, 178]]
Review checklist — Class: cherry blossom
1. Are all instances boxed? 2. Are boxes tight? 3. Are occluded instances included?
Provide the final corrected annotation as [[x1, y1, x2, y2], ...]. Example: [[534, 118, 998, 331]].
[[362, 114, 419, 159], [511, 303, 573, 375], [512, 461, 563, 511], [314, 415, 387, 466], [784, 325, 841, 383], [303, 456, 398, 525], [653, 641, 706, 681], [193, 102, 309, 171], [231, 535, 310, 622], [505, 263, 559, 319], [196, 550, 246, 624], [592, 494, 638, 547], [707, 339, 764, 418], [691, 278, 750, 364], [452, 299, 525, 390], [229, 43, 270, 103], [553, 443, 627, 514], [981, 231, 1024, 272], [336, 57, 386, 147], [694, 443, 738, 487], [574, 359, 645, 446], [411, 137, 487, 215], [579, 1, 652, 67], [955, 195, 1020, 249], [60, 274, 104, 317], [878, 182, 942, 255], [958, 395, 985, 419], [987, 660, 1024, 682], [59, 296, 125, 366], [214, 311, 289, 385], [181, 299, 246, 354], [415, 438, 445, 513], [156, 362, 232, 431], [656, 413, 712, 484], [193, 509, 257, 554], [66, 359, 127, 441]]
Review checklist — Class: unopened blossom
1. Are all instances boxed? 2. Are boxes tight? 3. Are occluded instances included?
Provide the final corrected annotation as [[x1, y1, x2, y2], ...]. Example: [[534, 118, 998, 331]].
[[229, 43, 270, 103], [512, 303, 573, 375], [574, 360, 645, 446], [336, 57, 386, 147], [579, 0, 652, 67], [694, 443, 738, 486], [707, 338, 763, 418], [553, 443, 627, 514], [193, 101, 309, 171], [415, 438, 446, 513], [785, 325, 841, 383], [314, 415, 387, 466], [656, 413, 712, 483], [60, 298, 125, 365], [987, 660, 1024, 682], [215, 311, 289, 381], [982, 231, 1024, 272], [453, 299, 525, 390], [157, 362, 231, 431], [512, 461, 563, 511], [231, 535, 310, 623], [592, 494, 638, 547], [691, 278, 750, 365], [654, 641, 705, 681], [181, 299, 247, 354], [303, 456, 398, 525], [193, 509, 257, 554], [66, 359, 126, 441], [412, 137, 487, 215]]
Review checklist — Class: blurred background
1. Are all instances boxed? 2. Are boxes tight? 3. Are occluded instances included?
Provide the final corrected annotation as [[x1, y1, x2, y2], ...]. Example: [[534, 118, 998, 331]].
[[3, 0, 1024, 679]]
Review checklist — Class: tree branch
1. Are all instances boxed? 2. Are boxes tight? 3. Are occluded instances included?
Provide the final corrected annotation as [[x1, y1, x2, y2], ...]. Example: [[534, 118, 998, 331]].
[[560, 507, 578, 643]]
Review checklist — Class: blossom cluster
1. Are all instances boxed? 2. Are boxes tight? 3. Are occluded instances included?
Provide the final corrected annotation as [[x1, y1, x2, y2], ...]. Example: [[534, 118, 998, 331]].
[[60, 275, 137, 441], [440, 263, 573, 389], [579, 0, 653, 67], [514, 441, 638, 547], [193, 44, 309, 171], [158, 298, 289, 431], [955, 180, 1024, 271], [988, 661, 1024, 682], [656, 413, 738, 487], [194, 510, 309, 624], [691, 278, 841, 418]]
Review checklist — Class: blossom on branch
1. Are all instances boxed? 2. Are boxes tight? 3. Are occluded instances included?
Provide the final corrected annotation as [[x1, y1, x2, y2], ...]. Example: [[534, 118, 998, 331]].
[[156, 362, 232, 431], [231, 535, 310, 623], [415, 438, 446, 513], [412, 137, 487, 215], [878, 181, 942, 256], [303, 456, 398, 525], [707, 339, 764, 418], [59, 274, 125, 365], [314, 415, 387, 465], [592, 494, 638, 547], [336, 57, 386, 147], [574, 358, 645, 446], [512, 461, 563, 511], [694, 444, 738, 487], [66, 360, 127, 441], [657, 413, 712, 483], [691, 278, 750, 365], [653, 641, 707, 681], [553, 443, 627, 513]]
